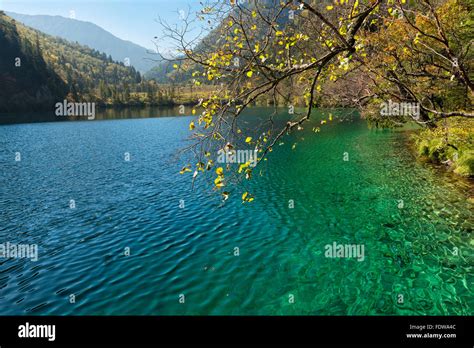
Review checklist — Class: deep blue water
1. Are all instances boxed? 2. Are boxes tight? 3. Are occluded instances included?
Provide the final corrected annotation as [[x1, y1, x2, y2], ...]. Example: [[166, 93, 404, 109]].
[[0, 108, 472, 315]]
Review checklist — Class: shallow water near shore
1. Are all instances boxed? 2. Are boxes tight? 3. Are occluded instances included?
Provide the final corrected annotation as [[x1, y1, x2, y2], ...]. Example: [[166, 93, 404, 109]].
[[0, 107, 472, 315]]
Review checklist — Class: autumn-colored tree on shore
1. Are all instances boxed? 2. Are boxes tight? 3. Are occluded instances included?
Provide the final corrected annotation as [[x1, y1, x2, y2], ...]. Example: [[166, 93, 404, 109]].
[[158, 0, 473, 199]]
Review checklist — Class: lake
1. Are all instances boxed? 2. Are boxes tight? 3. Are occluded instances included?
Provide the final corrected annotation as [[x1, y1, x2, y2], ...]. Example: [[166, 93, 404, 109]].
[[0, 107, 472, 315]]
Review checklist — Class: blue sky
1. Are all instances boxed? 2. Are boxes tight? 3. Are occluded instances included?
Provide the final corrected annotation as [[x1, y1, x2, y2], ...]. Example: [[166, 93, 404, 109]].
[[0, 0, 203, 50]]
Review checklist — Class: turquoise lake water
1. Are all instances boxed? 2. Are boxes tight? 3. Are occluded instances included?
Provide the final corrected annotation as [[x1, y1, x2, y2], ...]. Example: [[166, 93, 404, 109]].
[[0, 108, 472, 315]]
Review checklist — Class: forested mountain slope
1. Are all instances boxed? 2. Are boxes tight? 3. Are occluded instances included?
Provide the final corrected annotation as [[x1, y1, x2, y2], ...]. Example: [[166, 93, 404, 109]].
[[0, 11, 141, 113], [6, 11, 157, 74]]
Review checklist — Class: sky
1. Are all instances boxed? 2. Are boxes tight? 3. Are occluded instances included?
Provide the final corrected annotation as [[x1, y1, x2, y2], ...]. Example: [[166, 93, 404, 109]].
[[0, 0, 204, 50]]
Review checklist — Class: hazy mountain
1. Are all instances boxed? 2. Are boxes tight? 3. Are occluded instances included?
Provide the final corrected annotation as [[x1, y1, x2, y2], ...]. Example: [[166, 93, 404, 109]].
[[145, 0, 293, 82], [0, 11, 141, 114], [6, 11, 158, 74]]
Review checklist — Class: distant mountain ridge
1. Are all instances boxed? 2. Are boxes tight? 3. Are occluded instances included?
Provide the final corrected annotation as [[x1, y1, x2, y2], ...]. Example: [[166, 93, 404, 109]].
[[0, 12, 141, 113], [145, 0, 292, 82], [6, 11, 158, 74]]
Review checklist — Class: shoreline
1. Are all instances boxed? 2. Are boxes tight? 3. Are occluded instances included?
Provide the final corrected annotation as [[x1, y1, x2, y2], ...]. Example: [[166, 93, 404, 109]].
[[404, 129, 474, 202]]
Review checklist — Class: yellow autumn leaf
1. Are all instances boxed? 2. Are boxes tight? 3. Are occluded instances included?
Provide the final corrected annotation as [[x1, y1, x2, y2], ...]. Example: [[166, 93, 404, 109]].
[[189, 121, 195, 130], [238, 162, 250, 173], [242, 192, 254, 203], [245, 137, 252, 143], [214, 176, 224, 188]]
